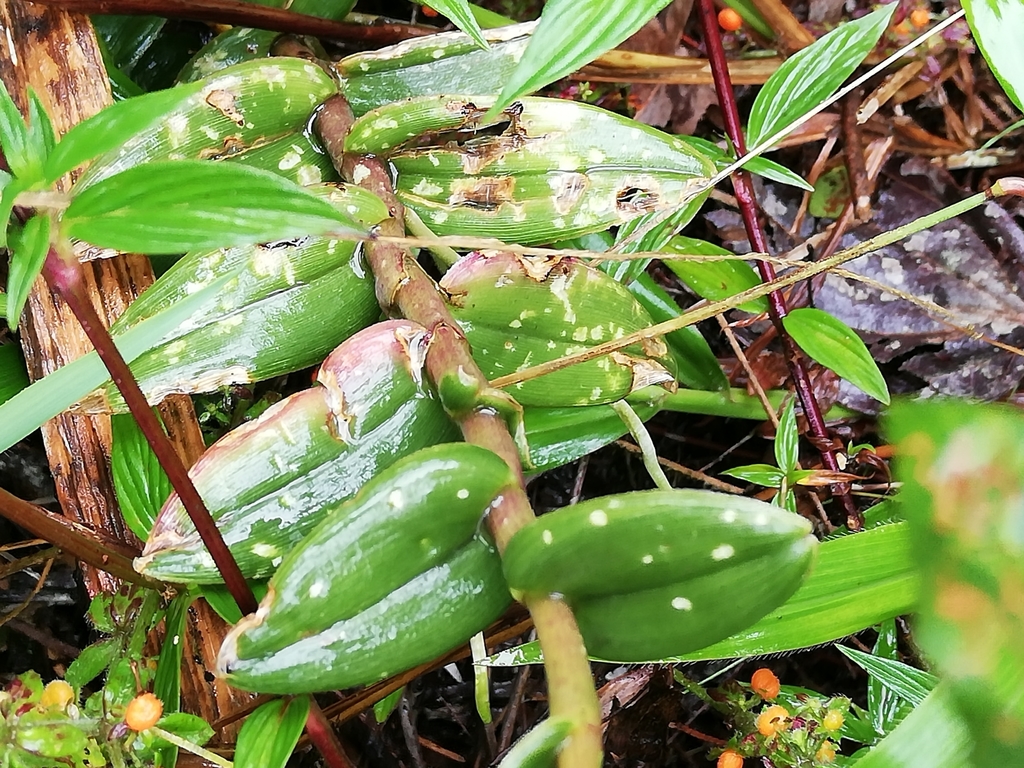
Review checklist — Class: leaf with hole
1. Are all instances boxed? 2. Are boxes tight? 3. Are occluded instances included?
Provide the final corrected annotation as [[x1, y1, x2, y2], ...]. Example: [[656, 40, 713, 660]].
[[783, 307, 889, 404]]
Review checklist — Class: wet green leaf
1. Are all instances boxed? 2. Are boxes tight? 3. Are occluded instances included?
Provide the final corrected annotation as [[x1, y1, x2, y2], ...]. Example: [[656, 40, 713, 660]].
[[808, 163, 851, 218], [775, 399, 799, 473], [747, 3, 896, 148], [497, 718, 572, 768], [679, 135, 812, 191], [722, 463, 785, 487], [64, 161, 363, 254], [783, 307, 889, 404], [423, 0, 487, 47], [234, 696, 310, 768], [0, 79, 34, 179], [491, 0, 671, 114], [65, 639, 118, 688], [660, 236, 768, 314], [111, 411, 172, 541], [201, 581, 269, 625], [25, 89, 55, 167], [5, 214, 51, 329], [964, 0, 1024, 114], [838, 645, 938, 708]]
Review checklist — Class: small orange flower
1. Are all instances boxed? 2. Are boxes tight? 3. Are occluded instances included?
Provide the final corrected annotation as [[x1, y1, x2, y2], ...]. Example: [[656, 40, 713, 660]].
[[756, 704, 790, 737], [750, 668, 780, 699], [717, 749, 744, 768], [40, 680, 74, 710], [125, 692, 163, 732], [421, 4, 439, 17], [718, 8, 743, 32], [816, 740, 837, 763], [909, 9, 930, 28], [822, 709, 844, 732]]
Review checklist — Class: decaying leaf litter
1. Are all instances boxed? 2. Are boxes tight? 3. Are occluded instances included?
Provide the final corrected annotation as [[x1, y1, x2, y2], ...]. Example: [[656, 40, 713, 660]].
[[1, 0, 1023, 765]]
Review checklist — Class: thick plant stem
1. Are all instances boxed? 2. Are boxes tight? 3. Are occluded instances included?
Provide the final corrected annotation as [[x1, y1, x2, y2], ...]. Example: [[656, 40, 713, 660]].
[[318, 94, 603, 768], [697, 0, 861, 529], [42, 249, 258, 616]]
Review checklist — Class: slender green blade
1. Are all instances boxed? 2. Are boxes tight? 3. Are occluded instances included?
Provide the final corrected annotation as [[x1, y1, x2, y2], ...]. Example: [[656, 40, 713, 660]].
[[783, 307, 889, 404], [64, 161, 363, 254], [423, 0, 487, 47], [0, 79, 33, 178], [838, 646, 938, 708], [111, 411, 173, 541], [747, 3, 896, 148], [5, 213, 51, 328], [234, 696, 310, 768], [0, 343, 29, 407], [491, 0, 672, 114]]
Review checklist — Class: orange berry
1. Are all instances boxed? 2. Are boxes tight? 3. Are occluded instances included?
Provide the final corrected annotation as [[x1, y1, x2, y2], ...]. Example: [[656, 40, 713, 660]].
[[40, 680, 74, 710], [717, 749, 744, 768], [718, 8, 743, 32], [909, 9, 930, 28], [750, 668, 781, 699], [822, 709, 844, 731], [756, 704, 790, 737], [125, 692, 163, 731], [421, 4, 439, 17], [816, 741, 837, 763]]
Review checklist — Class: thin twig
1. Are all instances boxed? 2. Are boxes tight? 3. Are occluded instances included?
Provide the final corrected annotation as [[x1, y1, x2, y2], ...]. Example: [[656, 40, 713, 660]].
[[715, 315, 779, 429]]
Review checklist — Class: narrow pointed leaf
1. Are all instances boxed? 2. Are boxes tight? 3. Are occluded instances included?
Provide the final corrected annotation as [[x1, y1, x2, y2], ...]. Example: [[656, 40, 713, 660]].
[[491, 0, 672, 114], [783, 307, 889, 404], [679, 136, 812, 191], [25, 89, 56, 167], [661, 236, 768, 314], [0, 79, 33, 178], [963, 0, 1024, 114], [423, 0, 487, 47], [111, 411, 173, 541], [722, 464, 785, 487], [234, 696, 310, 768], [0, 344, 29, 407], [497, 718, 573, 768], [63, 161, 363, 254], [747, 3, 896, 148], [774, 399, 799, 473], [5, 214, 51, 328], [837, 646, 938, 708]]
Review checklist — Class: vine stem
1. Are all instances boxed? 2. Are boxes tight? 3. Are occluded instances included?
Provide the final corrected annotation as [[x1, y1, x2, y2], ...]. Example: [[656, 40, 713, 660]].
[[697, 0, 860, 529], [317, 93, 603, 768], [41, 248, 352, 768]]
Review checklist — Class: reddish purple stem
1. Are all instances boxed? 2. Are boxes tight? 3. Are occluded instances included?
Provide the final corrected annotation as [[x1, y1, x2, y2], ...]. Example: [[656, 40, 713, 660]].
[[696, 0, 860, 529]]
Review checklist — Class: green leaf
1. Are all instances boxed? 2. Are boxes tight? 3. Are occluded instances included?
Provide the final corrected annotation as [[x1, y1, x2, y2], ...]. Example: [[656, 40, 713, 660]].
[[852, 685, 975, 768], [0, 271, 235, 452], [373, 687, 404, 724], [491, 0, 672, 114], [775, 399, 799, 473], [747, 3, 896, 148], [153, 713, 214, 747], [678, 136, 813, 191], [808, 164, 851, 218], [423, 0, 488, 47], [0, 343, 28, 407], [660, 235, 768, 314], [111, 411, 173, 541], [888, 399, 1024, 766], [0, 78, 33, 178], [722, 463, 785, 487], [783, 307, 889, 404], [44, 86, 198, 183], [63, 161, 364, 254], [6, 214, 52, 329], [234, 696, 310, 768], [497, 718, 573, 768], [65, 638, 118, 688], [200, 581, 269, 625], [0, 175, 29, 249], [25, 89, 56, 167], [153, 594, 191, 768], [838, 645, 938, 709], [867, 618, 906, 738], [964, 0, 1024, 114]]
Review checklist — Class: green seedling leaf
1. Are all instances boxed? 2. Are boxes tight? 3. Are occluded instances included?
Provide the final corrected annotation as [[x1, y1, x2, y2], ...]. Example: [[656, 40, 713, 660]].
[[234, 696, 310, 768], [491, 0, 672, 115], [373, 687, 404, 723], [65, 638, 118, 688], [853, 685, 975, 768], [0, 175, 29, 249], [722, 463, 785, 487], [783, 307, 889, 404], [808, 163, 851, 218], [63, 161, 363, 254], [838, 645, 938, 708], [111, 412, 173, 541], [338, 23, 534, 117], [5, 213, 51, 328], [44, 85, 200, 182], [747, 3, 896, 148], [423, 0, 488, 47], [867, 618, 906, 738], [483, 521, 918, 667], [0, 343, 29, 407], [497, 718, 573, 768], [679, 136, 813, 191], [775, 399, 799, 473], [151, 713, 215, 748], [200, 581, 269, 625], [25, 89, 56, 167], [660, 235, 769, 314], [888, 399, 1024, 766], [964, 0, 1024, 114], [0, 79, 34, 178], [0, 272, 235, 453]]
